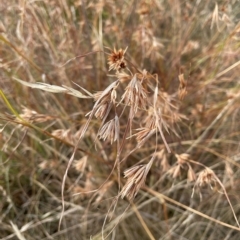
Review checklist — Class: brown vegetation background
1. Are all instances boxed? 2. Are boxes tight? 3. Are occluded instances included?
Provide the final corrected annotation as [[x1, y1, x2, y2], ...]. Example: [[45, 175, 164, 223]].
[[0, 0, 240, 239]]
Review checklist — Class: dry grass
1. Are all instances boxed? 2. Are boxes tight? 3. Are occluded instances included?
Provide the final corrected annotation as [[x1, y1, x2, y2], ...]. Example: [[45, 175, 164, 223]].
[[1, 0, 240, 239]]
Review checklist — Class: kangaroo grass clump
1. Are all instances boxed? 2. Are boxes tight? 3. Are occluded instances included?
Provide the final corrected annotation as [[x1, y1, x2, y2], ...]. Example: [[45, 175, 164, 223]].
[[1, 1, 240, 239]]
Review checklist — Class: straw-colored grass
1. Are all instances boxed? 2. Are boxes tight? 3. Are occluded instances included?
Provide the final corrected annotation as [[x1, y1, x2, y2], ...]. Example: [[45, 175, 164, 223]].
[[1, 1, 240, 239]]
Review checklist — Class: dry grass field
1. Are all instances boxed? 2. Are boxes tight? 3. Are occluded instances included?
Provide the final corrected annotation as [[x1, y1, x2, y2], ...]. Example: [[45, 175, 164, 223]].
[[0, 0, 240, 239]]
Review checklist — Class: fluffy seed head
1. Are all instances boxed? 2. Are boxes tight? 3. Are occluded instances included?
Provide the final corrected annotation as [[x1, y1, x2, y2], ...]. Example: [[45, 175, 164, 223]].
[[108, 47, 127, 71]]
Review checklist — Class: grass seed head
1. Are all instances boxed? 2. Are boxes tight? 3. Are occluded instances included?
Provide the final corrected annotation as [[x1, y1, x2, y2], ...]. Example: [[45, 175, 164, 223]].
[[18, 107, 54, 123], [98, 116, 120, 144], [195, 168, 216, 189], [120, 74, 149, 118], [121, 156, 155, 200], [108, 47, 127, 71]]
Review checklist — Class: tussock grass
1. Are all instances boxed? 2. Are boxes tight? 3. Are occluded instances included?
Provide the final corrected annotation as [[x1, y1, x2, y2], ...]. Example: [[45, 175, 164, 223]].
[[1, 1, 240, 239]]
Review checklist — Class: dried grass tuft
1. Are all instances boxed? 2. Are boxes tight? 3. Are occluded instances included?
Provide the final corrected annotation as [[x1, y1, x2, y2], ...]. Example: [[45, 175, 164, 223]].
[[1, 1, 240, 239]]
